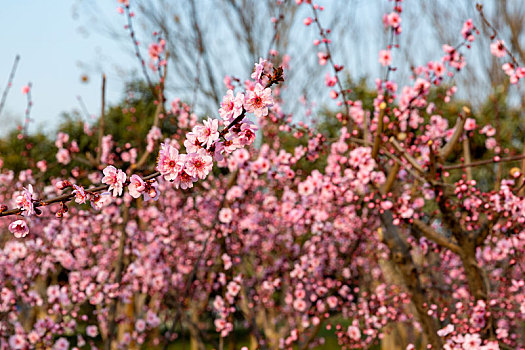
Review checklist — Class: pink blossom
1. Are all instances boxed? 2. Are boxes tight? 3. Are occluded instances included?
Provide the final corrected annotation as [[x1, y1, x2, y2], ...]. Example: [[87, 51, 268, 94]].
[[144, 181, 160, 201], [244, 83, 273, 118], [251, 58, 265, 82], [36, 160, 47, 172], [21, 85, 30, 94], [72, 184, 88, 204], [15, 185, 34, 216], [293, 298, 307, 312], [8, 220, 29, 238], [437, 324, 454, 337], [55, 132, 69, 148], [91, 192, 112, 210], [317, 52, 328, 65], [325, 73, 337, 87], [128, 174, 145, 198], [464, 118, 476, 131], [56, 148, 71, 165], [462, 333, 481, 349], [194, 118, 220, 149], [9, 335, 27, 349], [227, 281, 240, 297], [379, 50, 392, 66], [86, 325, 98, 337], [461, 19, 475, 42], [148, 40, 165, 61], [490, 40, 506, 58], [52, 337, 69, 350], [136, 319, 147, 332], [102, 165, 127, 197], [157, 143, 184, 181], [386, 12, 401, 28], [185, 152, 213, 180], [219, 208, 233, 223], [219, 90, 244, 122], [347, 325, 361, 341]]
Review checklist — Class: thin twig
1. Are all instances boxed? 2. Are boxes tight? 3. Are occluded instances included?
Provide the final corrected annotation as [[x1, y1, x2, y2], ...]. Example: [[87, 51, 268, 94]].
[[96, 74, 106, 165], [442, 154, 525, 170], [0, 55, 20, 117]]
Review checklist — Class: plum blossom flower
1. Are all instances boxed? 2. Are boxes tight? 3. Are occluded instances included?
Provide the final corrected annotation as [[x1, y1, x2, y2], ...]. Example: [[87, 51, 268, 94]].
[[144, 181, 160, 201], [52, 337, 69, 350], [386, 12, 401, 28], [490, 40, 506, 58], [185, 152, 213, 180], [219, 208, 233, 223], [56, 148, 71, 165], [437, 324, 454, 337], [461, 19, 475, 42], [86, 325, 98, 337], [21, 85, 30, 94], [91, 192, 112, 210], [347, 325, 361, 341], [9, 334, 27, 349], [102, 166, 127, 197], [157, 143, 184, 181], [379, 50, 392, 66], [173, 170, 197, 190], [464, 118, 476, 131], [194, 118, 220, 149], [72, 185, 88, 204], [8, 220, 29, 238], [251, 58, 265, 82], [128, 174, 145, 198], [219, 90, 244, 122], [135, 319, 146, 332], [148, 40, 165, 61], [462, 333, 481, 349], [244, 83, 274, 118], [15, 185, 35, 216]]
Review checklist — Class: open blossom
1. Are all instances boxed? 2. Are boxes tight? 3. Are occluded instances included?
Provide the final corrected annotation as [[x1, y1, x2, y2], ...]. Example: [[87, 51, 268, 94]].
[[251, 58, 265, 82], [184, 132, 202, 153], [128, 174, 145, 198], [379, 50, 392, 66], [157, 143, 185, 181], [86, 325, 98, 337], [9, 334, 27, 349], [148, 40, 165, 61], [461, 19, 475, 42], [185, 152, 213, 180], [173, 170, 197, 190], [194, 118, 220, 149], [219, 90, 244, 122], [437, 324, 454, 337], [490, 40, 506, 58], [102, 165, 127, 197], [347, 325, 361, 341], [56, 148, 71, 165], [244, 83, 274, 118], [386, 12, 401, 28], [52, 337, 69, 350], [219, 208, 233, 223], [9, 220, 29, 238], [464, 118, 476, 131], [72, 185, 88, 204], [144, 181, 160, 201], [16, 185, 34, 216]]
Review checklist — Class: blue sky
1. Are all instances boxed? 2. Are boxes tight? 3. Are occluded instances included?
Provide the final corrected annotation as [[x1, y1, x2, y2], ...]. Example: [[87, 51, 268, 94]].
[[0, 1, 133, 134], [0, 0, 490, 136]]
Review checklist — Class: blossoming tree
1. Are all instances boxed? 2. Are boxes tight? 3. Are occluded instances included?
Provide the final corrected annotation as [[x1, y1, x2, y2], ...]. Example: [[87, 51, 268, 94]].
[[1, 1, 525, 350]]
